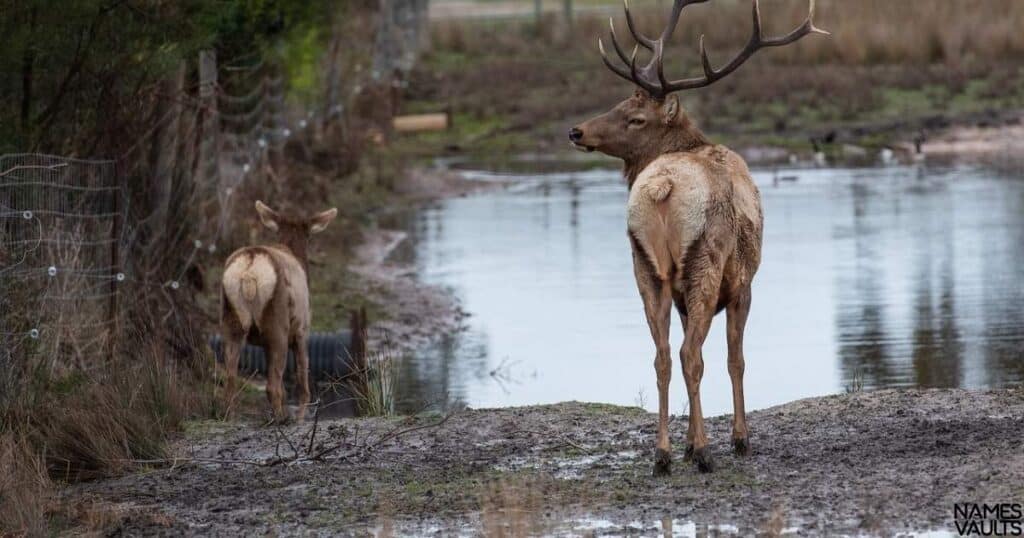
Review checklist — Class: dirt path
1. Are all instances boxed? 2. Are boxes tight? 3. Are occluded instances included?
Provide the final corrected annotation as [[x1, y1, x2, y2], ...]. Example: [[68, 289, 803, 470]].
[[66, 388, 1024, 536]]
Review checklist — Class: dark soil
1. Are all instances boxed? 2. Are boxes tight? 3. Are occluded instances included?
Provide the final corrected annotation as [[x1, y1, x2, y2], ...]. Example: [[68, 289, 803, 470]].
[[65, 388, 1024, 536]]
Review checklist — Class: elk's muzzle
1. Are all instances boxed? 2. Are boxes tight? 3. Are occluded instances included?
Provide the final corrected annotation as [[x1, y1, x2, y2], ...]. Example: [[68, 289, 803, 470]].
[[568, 127, 594, 152]]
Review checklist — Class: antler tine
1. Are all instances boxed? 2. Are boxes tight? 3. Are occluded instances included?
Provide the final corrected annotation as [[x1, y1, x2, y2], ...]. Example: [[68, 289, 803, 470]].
[[608, 18, 634, 66], [655, 41, 670, 90], [597, 0, 827, 97], [628, 45, 661, 96], [598, 37, 636, 85], [758, 0, 831, 47], [623, 0, 657, 51], [662, 0, 830, 93], [657, 0, 711, 43]]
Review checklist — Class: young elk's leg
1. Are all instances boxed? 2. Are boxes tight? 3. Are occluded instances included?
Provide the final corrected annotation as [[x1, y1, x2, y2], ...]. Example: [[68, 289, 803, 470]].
[[265, 331, 290, 423], [633, 249, 674, 476], [727, 286, 752, 456], [681, 282, 720, 474], [293, 333, 312, 423]]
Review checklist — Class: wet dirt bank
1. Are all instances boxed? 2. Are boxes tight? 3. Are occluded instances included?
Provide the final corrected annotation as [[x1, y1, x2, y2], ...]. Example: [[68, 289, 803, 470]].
[[335, 165, 499, 355], [66, 388, 1024, 536]]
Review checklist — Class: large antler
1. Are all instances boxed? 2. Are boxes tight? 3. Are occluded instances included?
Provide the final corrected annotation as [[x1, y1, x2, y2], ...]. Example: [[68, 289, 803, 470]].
[[599, 0, 829, 98]]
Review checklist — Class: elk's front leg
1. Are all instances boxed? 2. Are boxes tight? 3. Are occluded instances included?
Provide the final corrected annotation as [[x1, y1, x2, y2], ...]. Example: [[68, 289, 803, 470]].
[[633, 251, 673, 476]]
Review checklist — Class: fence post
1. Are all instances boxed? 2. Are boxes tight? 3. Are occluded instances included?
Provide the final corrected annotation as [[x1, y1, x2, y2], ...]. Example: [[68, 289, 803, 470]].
[[108, 161, 122, 358], [563, 0, 573, 37], [152, 61, 186, 233], [198, 50, 220, 190]]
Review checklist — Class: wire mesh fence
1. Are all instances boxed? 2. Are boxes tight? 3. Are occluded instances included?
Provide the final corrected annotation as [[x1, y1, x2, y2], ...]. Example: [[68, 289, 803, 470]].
[[0, 155, 123, 365], [0, 51, 316, 372]]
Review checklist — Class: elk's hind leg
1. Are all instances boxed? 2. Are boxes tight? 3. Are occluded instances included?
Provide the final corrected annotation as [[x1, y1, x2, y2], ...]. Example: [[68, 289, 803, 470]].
[[672, 290, 695, 461], [220, 293, 246, 417], [681, 277, 721, 474], [727, 285, 752, 456], [631, 244, 674, 476], [293, 333, 312, 423], [263, 325, 290, 423]]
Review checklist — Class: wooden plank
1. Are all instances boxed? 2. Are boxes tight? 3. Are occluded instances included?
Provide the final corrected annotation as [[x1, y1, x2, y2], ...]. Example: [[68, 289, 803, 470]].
[[392, 113, 449, 132]]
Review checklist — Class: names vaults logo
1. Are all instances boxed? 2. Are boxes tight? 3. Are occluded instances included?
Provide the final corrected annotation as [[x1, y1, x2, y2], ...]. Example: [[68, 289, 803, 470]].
[[955, 503, 1023, 536]]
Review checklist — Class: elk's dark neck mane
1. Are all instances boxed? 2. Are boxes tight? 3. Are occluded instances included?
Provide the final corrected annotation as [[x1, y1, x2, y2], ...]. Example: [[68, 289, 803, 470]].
[[624, 119, 710, 189], [276, 225, 311, 277]]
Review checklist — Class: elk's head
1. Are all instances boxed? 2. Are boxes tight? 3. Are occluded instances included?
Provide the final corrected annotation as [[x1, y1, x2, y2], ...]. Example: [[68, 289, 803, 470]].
[[254, 200, 338, 264], [570, 0, 828, 160]]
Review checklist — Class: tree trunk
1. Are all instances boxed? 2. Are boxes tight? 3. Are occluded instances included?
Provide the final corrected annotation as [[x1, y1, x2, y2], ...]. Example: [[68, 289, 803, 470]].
[[20, 8, 38, 133]]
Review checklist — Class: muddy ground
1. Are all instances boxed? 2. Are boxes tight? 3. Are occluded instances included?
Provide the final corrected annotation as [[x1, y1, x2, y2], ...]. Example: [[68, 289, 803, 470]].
[[66, 388, 1024, 536]]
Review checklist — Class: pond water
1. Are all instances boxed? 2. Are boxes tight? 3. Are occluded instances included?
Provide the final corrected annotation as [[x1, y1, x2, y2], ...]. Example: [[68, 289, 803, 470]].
[[392, 160, 1024, 416]]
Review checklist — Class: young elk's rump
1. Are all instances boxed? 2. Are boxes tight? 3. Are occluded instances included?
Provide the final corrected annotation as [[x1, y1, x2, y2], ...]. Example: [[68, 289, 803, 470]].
[[569, 0, 827, 475], [220, 201, 337, 422]]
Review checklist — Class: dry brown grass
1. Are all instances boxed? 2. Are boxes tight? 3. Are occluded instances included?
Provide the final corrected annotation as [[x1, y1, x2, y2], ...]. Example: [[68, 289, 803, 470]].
[[29, 357, 196, 481], [0, 349, 204, 535], [434, 0, 1024, 66], [0, 434, 51, 537], [418, 0, 1024, 152]]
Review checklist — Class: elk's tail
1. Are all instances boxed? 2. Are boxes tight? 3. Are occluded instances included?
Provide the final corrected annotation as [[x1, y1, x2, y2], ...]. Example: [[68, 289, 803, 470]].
[[628, 173, 678, 282], [642, 174, 673, 204], [222, 252, 277, 332]]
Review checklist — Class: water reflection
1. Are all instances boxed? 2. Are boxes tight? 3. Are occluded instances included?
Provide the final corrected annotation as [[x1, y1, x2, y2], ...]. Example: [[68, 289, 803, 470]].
[[389, 162, 1023, 415]]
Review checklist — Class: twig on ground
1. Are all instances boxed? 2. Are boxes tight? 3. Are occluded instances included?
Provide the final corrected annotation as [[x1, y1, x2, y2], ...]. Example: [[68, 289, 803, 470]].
[[306, 398, 322, 456], [509, 428, 592, 454], [273, 421, 299, 459]]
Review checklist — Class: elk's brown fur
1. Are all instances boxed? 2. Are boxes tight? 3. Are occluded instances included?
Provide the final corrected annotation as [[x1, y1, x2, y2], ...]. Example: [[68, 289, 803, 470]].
[[570, 0, 826, 474], [220, 201, 337, 421]]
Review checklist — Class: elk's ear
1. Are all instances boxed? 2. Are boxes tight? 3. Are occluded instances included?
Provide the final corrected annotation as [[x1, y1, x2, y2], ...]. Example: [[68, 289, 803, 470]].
[[254, 200, 280, 232], [309, 208, 338, 234], [662, 95, 680, 124]]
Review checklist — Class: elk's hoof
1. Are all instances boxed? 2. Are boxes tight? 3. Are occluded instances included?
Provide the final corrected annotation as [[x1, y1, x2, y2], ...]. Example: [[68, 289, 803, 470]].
[[653, 448, 672, 476], [733, 437, 751, 456], [692, 447, 715, 473], [683, 444, 694, 461]]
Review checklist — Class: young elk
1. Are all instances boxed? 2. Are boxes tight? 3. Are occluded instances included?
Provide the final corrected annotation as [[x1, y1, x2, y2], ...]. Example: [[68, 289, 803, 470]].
[[221, 201, 337, 422], [569, 0, 827, 474]]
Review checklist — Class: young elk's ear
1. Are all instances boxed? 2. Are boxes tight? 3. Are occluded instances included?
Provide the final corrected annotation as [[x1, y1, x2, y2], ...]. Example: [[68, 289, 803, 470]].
[[309, 208, 338, 234], [254, 200, 280, 232], [662, 95, 680, 125]]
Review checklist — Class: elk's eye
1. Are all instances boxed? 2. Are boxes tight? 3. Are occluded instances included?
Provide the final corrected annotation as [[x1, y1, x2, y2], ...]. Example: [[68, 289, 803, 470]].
[[628, 117, 646, 126]]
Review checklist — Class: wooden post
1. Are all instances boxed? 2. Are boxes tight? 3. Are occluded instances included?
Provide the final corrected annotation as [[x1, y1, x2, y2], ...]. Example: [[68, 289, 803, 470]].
[[563, 0, 573, 37], [198, 50, 219, 190], [152, 61, 186, 234], [108, 160, 122, 358], [348, 307, 369, 415], [534, 0, 543, 33]]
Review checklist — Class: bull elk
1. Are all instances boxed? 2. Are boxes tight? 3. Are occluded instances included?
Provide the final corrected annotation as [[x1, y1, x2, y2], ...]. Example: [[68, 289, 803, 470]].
[[569, 0, 827, 474], [221, 201, 338, 421]]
